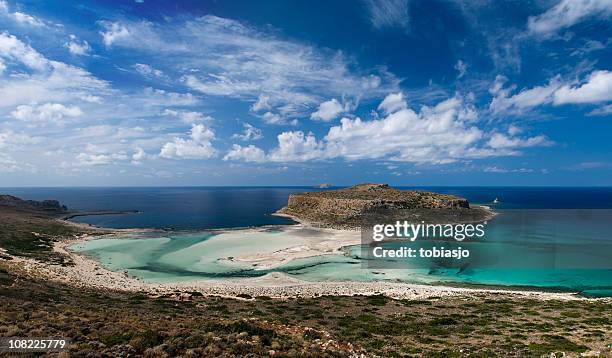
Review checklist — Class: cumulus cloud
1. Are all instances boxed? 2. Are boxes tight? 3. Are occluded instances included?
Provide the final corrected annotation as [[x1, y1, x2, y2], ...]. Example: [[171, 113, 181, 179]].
[[226, 94, 552, 164], [11, 102, 83, 124], [223, 144, 266, 162], [159, 124, 216, 159], [310, 99, 345, 121], [490, 70, 612, 114], [554, 70, 612, 105], [528, 0, 612, 37], [64, 35, 91, 56], [377, 92, 407, 115], [268, 131, 326, 162], [231, 123, 263, 141], [131, 147, 148, 165], [362, 0, 409, 30]]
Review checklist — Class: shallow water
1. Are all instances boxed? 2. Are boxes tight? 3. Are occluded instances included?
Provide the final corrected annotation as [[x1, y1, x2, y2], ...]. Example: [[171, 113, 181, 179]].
[[71, 209, 612, 297]]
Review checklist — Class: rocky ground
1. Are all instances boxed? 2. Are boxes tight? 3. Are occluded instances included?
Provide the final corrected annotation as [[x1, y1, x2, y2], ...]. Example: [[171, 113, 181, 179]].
[[0, 266, 610, 357]]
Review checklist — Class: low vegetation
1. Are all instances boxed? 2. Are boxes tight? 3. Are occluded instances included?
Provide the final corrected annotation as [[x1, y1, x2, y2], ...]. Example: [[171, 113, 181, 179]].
[[0, 268, 610, 357]]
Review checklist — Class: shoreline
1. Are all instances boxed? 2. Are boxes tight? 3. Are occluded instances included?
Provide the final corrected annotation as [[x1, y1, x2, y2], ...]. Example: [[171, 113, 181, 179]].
[[5, 218, 607, 301]]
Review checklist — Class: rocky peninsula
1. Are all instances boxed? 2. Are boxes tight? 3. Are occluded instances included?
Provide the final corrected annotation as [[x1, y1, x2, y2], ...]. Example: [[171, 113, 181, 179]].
[[276, 183, 494, 229]]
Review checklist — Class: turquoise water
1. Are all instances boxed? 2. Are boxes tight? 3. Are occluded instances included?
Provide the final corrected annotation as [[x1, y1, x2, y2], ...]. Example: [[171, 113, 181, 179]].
[[71, 209, 612, 297]]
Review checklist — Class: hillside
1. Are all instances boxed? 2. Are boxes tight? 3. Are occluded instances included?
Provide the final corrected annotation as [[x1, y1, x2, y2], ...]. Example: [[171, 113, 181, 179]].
[[0, 195, 79, 263]]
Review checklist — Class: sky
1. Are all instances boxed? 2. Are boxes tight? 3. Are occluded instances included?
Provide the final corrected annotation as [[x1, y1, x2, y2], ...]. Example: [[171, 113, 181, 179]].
[[0, 0, 611, 187]]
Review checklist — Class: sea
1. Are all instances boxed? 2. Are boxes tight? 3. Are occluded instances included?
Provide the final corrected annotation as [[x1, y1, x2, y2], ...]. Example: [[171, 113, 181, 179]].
[[2, 186, 611, 297]]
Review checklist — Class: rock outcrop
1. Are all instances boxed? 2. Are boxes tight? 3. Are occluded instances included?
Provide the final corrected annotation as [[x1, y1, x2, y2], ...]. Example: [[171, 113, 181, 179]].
[[276, 183, 492, 229], [0, 195, 68, 214]]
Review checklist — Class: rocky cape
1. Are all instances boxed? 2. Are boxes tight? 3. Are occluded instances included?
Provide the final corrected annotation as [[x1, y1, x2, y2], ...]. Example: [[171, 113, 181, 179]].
[[276, 183, 494, 229]]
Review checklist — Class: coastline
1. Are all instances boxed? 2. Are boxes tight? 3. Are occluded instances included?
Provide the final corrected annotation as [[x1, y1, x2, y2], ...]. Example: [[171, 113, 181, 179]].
[[5, 216, 604, 302]]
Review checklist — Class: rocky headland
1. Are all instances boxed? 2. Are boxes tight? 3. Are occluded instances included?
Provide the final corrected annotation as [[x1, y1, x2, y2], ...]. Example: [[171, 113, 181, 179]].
[[276, 183, 494, 229]]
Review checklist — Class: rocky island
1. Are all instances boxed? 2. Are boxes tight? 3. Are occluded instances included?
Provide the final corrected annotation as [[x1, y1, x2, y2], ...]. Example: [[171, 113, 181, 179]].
[[276, 183, 494, 229]]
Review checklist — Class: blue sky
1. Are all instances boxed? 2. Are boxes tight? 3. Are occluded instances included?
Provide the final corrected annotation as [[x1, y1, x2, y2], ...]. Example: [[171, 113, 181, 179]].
[[0, 0, 611, 186]]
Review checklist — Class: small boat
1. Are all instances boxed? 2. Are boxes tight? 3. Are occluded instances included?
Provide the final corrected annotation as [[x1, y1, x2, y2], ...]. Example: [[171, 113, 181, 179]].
[[493, 198, 499, 204]]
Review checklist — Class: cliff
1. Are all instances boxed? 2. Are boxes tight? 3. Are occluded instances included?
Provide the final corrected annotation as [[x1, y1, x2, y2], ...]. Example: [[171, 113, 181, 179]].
[[276, 183, 492, 229]]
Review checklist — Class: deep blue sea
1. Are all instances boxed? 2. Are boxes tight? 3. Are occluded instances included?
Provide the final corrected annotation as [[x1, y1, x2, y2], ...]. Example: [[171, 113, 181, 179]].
[[2, 187, 611, 296], [3, 186, 612, 229]]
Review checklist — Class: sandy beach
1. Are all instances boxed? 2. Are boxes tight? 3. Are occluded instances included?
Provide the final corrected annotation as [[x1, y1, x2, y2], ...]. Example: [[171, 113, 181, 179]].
[[6, 219, 600, 302]]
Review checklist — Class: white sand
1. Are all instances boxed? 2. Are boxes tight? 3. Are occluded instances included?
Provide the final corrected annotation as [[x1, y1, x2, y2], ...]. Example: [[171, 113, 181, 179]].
[[214, 225, 361, 270]]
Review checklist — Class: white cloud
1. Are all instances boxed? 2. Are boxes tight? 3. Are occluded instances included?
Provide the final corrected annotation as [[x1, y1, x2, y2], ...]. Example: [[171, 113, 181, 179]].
[[12, 11, 45, 27], [64, 35, 91, 56], [162, 109, 211, 123], [490, 70, 612, 114], [554, 70, 612, 105], [489, 75, 562, 114], [0, 58, 5, 74], [377, 92, 407, 115], [75, 152, 128, 166], [223, 144, 266, 162], [81, 95, 103, 103], [455, 60, 467, 78], [310, 98, 345, 121], [99, 21, 131, 47], [0, 32, 111, 111], [528, 0, 612, 37], [261, 111, 297, 125], [484, 166, 534, 173], [10, 102, 83, 124], [588, 103, 612, 116], [251, 94, 271, 112], [0, 31, 48, 71], [487, 133, 553, 149], [362, 0, 410, 30], [0, 153, 20, 172], [133, 63, 166, 79], [269, 131, 325, 162], [0, 2, 46, 27], [0, 130, 39, 148], [131, 147, 148, 165], [159, 124, 216, 159], [227, 94, 552, 164], [231, 122, 263, 141], [99, 16, 399, 117]]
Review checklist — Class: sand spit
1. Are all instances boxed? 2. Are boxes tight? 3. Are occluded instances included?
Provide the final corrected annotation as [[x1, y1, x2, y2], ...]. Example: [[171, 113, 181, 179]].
[[5, 227, 600, 302]]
